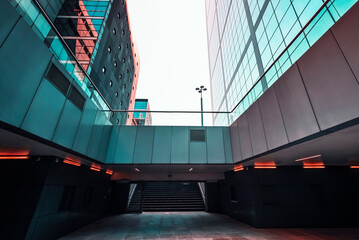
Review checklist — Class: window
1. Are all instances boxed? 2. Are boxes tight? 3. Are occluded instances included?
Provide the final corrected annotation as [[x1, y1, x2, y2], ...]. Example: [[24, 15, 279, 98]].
[[119, 74, 122, 79], [122, 29, 125, 35], [109, 80, 113, 86], [122, 58, 125, 63], [113, 28, 116, 35], [123, 84, 126, 89], [116, 119, 119, 124], [114, 61, 117, 67], [117, 12, 120, 18], [108, 47, 111, 53], [115, 92, 118, 97], [126, 43, 128, 48], [118, 44, 121, 50], [102, 67, 106, 73], [120, 100, 123, 105]]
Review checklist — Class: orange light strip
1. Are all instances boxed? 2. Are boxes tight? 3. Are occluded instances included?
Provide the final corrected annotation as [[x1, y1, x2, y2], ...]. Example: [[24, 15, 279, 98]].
[[303, 166, 325, 169], [0, 155, 29, 160], [106, 169, 113, 175], [234, 164, 244, 172], [90, 164, 101, 172], [295, 154, 321, 162], [254, 166, 277, 169], [234, 167, 244, 172], [63, 158, 81, 167], [350, 166, 359, 169], [254, 161, 276, 169]]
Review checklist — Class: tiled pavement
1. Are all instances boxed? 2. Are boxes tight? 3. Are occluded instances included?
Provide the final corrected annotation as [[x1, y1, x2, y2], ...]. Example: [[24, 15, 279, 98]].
[[60, 212, 359, 240]]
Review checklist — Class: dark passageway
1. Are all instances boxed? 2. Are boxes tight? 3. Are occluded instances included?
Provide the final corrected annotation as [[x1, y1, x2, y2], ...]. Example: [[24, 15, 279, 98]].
[[60, 212, 359, 239]]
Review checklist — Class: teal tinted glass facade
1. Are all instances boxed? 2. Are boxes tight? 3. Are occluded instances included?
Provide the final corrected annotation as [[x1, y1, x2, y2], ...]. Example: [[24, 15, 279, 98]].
[[206, 0, 358, 126], [133, 99, 152, 125], [9, 0, 112, 110], [133, 100, 148, 119]]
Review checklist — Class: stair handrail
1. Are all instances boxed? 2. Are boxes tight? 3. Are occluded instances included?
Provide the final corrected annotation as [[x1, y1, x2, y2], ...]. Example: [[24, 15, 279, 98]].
[[127, 183, 137, 208], [198, 182, 206, 205]]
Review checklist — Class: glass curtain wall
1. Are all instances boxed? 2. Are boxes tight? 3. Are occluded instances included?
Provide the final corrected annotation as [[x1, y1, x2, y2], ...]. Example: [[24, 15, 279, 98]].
[[206, 0, 358, 125]]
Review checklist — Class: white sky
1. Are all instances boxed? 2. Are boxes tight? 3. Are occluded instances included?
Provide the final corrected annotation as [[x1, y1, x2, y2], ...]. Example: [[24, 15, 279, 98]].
[[127, 0, 213, 126]]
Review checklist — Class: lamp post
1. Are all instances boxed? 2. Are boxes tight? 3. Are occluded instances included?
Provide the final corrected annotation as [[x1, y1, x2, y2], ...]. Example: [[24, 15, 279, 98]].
[[195, 85, 207, 126]]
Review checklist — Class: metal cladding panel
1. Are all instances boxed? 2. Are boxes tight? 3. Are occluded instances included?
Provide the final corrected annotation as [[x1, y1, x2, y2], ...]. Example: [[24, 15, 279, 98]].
[[171, 126, 189, 164], [105, 126, 120, 164], [331, 2, 359, 80], [21, 79, 66, 140], [190, 141, 207, 164], [52, 100, 82, 149], [152, 127, 172, 163], [86, 110, 106, 159], [223, 127, 234, 164], [133, 127, 155, 164], [0, 18, 51, 127], [229, 119, 243, 163], [258, 87, 289, 150], [72, 99, 98, 155], [207, 127, 225, 164], [0, 1, 20, 45], [97, 123, 113, 162], [274, 65, 320, 142], [246, 102, 268, 155], [114, 126, 137, 164], [298, 32, 359, 130], [237, 113, 254, 160]]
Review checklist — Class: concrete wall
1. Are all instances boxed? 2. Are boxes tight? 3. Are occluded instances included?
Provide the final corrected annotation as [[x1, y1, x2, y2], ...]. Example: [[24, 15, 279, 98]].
[[0, 158, 112, 240], [216, 167, 359, 227], [229, 1, 359, 163], [105, 126, 233, 164]]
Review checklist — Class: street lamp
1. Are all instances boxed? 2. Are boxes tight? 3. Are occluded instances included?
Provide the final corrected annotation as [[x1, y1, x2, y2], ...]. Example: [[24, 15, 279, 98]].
[[195, 85, 207, 126]]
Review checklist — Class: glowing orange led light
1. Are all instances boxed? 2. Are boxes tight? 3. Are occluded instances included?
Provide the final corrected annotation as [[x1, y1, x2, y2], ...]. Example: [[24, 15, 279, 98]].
[[90, 164, 101, 172], [234, 167, 244, 172], [254, 161, 276, 169], [63, 158, 81, 167], [303, 166, 325, 169], [0, 155, 29, 160], [350, 166, 359, 169], [254, 166, 277, 169], [106, 169, 113, 175], [234, 164, 244, 172]]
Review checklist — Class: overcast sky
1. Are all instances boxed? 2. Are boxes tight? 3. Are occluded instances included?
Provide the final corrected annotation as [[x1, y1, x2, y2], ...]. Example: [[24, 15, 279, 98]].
[[127, 0, 213, 126]]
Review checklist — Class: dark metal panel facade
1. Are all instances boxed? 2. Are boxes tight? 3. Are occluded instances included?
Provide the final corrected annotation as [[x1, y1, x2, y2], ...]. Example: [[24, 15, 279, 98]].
[[246, 102, 268, 155], [237, 113, 254, 159], [274, 65, 320, 142], [229, 119, 243, 163], [258, 87, 289, 150], [297, 31, 359, 130]]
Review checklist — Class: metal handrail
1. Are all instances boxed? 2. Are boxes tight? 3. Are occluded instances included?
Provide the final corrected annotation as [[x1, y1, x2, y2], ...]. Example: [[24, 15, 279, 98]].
[[32, 0, 331, 114], [127, 184, 137, 207], [198, 182, 206, 204]]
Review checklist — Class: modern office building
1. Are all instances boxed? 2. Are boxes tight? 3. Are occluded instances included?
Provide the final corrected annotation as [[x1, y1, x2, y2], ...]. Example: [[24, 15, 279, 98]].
[[132, 99, 152, 125], [2, 0, 359, 239], [205, 0, 357, 125]]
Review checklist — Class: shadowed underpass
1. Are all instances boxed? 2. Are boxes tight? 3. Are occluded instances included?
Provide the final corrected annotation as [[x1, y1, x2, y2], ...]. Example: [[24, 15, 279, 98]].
[[60, 212, 359, 240]]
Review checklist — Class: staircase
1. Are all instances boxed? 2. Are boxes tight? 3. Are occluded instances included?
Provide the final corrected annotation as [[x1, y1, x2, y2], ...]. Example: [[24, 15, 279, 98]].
[[142, 182, 205, 211]]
